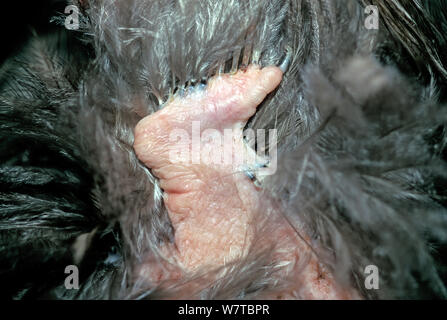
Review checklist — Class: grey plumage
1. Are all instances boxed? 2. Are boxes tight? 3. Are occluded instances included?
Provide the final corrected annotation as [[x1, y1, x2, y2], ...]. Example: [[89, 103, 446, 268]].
[[1, 0, 447, 299]]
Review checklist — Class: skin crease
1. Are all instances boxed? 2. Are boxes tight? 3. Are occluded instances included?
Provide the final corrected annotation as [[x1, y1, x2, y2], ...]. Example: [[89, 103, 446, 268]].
[[133, 65, 360, 299]]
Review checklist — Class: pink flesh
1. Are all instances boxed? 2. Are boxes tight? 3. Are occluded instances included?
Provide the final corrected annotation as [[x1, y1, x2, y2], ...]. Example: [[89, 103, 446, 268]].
[[133, 65, 360, 299]]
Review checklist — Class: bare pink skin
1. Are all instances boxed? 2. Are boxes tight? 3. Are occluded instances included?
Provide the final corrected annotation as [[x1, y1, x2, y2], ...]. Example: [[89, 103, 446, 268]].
[[133, 65, 360, 299]]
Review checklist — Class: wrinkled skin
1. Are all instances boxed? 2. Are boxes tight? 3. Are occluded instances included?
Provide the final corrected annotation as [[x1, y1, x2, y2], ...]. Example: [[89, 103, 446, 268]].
[[134, 65, 359, 299]]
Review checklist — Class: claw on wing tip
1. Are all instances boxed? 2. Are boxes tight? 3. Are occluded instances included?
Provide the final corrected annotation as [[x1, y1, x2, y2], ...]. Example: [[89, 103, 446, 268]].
[[278, 46, 292, 73]]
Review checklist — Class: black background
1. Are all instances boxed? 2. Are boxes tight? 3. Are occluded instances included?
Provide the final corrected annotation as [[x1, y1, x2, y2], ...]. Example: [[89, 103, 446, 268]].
[[0, 0, 67, 64]]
